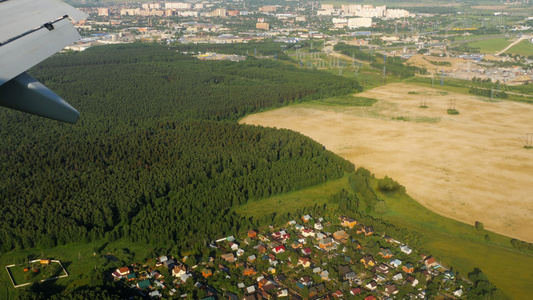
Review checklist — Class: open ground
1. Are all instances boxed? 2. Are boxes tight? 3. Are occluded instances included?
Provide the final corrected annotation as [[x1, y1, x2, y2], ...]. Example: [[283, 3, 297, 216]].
[[240, 83, 533, 243]]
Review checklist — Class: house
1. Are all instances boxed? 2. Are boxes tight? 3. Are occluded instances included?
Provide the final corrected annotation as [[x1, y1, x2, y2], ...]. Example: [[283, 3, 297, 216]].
[[218, 264, 229, 273], [357, 226, 374, 236], [316, 232, 327, 240], [225, 292, 239, 300], [287, 220, 296, 226], [406, 275, 419, 287], [376, 263, 390, 275], [319, 270, 329, 280], [257, 245, 267, 253], [273, 245, 285, 254], [298, 257, 311, 268], [424, 257, 438, 268], [112, 266, 130, 279], [229, 242, 239, 251], [345, 271, 357, 282], [246, 285, 256, 294], [149, 290, 161, 298], [172, 264, 187, 277], [384, 285, 399, 296], [137, 279, 151, 290], [272, 231, 290, 241], [221, 253, 236, 263], [302, 247, 312, 256], [379, 248, 394, 258], [319, 237, 334, 250], [339, 265, 351, 276], [126, 273, 136, 281], [374, 274, 386, 283], [453, 289, 463, 297], [236, 249, 245, 257], [243, 267, 257, 276], [248, 255, 256, 263], [400, 245, 412, 255], [360, 256, 376, 268], [291, 240, 303, 249], [364, 296, 376, 300], [392, 273, 403, 281], [350, 287, 362, 296], [301, 228, 315, 237], [444, 270, 455, 280], [202, 268, 213, 278], [259, 290, 271, 299], [180, 273, 192, 283], [248, 230, 258, 238], [402, 263, 414, 273], [312, 267, 321, 274], [390, 258, 402, 268], [300, 275, 312, 286], [301, 215, 312, 222], [314, 223, 323, 230], [421, 269, 432, 281], [339, 216, 357, 228], [332, 230, 349, 243], [277, 289, 289, 297], [332, 290, 343, 298], [365, 280, 377, 291]]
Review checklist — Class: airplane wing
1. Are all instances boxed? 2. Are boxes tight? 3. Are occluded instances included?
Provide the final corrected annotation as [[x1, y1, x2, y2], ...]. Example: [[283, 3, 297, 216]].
[[0, 0, 87, 124]]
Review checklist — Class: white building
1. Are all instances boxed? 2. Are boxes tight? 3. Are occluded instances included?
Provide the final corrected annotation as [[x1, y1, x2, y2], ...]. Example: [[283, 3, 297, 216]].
[[348, 17, 372, 29], [165, 2, 191, 10], [386, 9, 410, 19]]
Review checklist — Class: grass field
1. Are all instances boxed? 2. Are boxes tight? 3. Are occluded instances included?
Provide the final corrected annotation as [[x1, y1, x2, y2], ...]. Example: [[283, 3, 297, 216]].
[[313, 95, 378, 107], [468, 37, 513, 53], [234, 174, 533, 299], [233, 174, 350, 219], [0, 240, 155, 298], [505, 39, 533, 56], [375, 185, 533, 300]]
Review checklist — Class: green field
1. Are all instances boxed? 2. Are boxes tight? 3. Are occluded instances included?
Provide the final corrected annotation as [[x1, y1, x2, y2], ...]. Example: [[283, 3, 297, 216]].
[[233, 174, 349, 219], [505, 39, 533, 56], [468, 37, 513, 53], [0, 240, 154, 298], [234, 175, 533, 299]]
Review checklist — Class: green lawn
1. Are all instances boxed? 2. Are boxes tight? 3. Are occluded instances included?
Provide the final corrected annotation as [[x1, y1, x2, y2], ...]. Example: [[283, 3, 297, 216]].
[[0, 240, 155, 298], [372, 180, 533, 300], [468, 37, 513, 54], [233, 174, 350, 219], [505, 39, 533, 56]]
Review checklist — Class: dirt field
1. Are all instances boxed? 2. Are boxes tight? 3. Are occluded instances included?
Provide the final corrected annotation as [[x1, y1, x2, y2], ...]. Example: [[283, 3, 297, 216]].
[[240, 83, 533, 243]]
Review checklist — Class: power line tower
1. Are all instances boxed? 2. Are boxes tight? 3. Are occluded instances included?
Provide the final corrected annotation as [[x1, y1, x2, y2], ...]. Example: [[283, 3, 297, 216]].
[[382, 66, 386, 84]]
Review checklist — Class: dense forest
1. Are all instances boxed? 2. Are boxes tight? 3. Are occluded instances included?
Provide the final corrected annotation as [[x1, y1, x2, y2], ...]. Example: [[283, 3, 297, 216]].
[[0, 44, 358, 252]]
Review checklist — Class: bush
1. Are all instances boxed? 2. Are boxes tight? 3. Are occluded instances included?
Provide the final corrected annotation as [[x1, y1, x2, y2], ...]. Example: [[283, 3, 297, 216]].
[[377, 176, 405, 194]]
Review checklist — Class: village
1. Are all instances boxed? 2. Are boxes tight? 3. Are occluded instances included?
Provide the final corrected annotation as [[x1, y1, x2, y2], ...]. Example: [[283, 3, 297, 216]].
[[110, 214, 471, 299]]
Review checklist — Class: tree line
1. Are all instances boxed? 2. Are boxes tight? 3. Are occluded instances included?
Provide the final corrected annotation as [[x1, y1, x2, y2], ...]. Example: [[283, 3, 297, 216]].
[[0, 43, 358, 252]]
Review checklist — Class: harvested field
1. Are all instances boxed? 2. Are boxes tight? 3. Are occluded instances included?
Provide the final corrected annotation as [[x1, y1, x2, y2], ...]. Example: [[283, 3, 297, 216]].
[[240, 83, 533, 243]]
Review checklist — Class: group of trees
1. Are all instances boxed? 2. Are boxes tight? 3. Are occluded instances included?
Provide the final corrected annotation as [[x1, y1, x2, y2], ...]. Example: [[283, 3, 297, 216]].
[[469, 86, 509, 98], [173, 41, 293, 61], [0, 44, 359, 252], [334, 43, 376, 63]]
